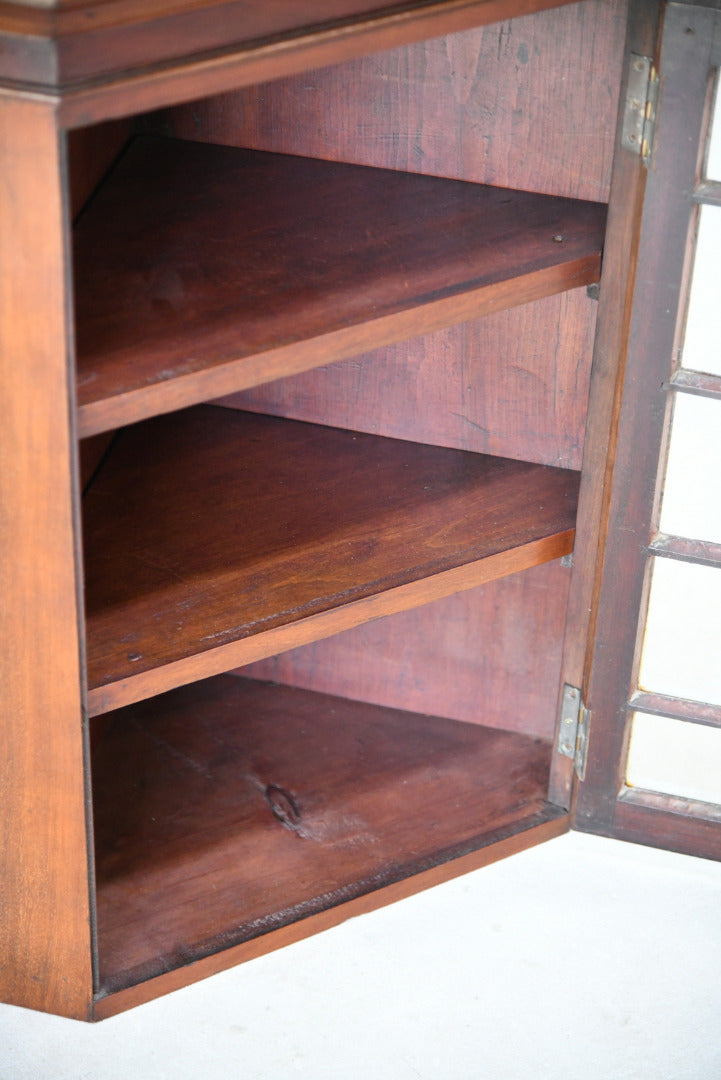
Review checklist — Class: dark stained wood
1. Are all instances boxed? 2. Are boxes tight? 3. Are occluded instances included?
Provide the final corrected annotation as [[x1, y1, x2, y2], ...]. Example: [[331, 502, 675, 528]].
[[74, 135, 605, 438], [161, 1, 624, 469], [0, 0, 586, 128], [83, 405, 579, 715], [0, 0, 406, 86], [649, 534, 721, 569], [221, 290, 597, 470], [5, 0, 693, 1024], [0, 0, 582, 91], [592, 788, 721, 861], [243, 559, 571, 738], [158, 0, 625, 203], [548, 0, 660, 807], [0, 98, 93, 1019], [94, 807, 567, 1018], [574, 3, 721, 840], [629, 692, 721, 730], [670, 367, 721, 400], [67, 119, 132, 219], [79, 431, 117, 491], [92, 674, 564, 994], [189, 0, 625, 772], [694, 178, 721, 206]]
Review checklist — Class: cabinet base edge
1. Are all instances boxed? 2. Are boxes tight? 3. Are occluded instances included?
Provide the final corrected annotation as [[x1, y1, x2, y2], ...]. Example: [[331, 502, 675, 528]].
[[92, 806, 567, 1020]]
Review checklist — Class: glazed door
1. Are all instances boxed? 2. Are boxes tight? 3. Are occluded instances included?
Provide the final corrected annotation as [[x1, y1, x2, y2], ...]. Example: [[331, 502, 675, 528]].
[[575, 0, 721, 859]]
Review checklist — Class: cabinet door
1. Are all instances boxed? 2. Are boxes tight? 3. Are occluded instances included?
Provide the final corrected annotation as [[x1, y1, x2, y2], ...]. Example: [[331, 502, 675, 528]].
[[575, 0, 721, 859]]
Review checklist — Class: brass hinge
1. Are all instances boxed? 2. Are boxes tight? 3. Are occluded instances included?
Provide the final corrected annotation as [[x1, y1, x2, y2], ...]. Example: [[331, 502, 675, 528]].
[[621, 54, 659, 166], [556, 683, 590, 781]]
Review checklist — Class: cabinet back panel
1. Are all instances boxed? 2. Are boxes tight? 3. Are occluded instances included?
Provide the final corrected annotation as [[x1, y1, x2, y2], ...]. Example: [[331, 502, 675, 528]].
[[241, 559, 570, 738], [147, 0, 624, 466], [216, 289, 595, 469], [134, 7, 610, 723], [148, 0, 625, 200]]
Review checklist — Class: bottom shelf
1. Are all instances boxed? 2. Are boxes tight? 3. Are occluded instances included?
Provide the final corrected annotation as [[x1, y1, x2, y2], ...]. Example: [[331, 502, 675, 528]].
[[92, 675, 566, 1002]]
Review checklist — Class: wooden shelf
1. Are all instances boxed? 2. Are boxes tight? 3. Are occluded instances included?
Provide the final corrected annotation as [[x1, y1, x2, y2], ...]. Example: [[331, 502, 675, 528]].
[[74, 136, 605, 437], [83, 406, 579, 715], [92, 674, 566, 997]]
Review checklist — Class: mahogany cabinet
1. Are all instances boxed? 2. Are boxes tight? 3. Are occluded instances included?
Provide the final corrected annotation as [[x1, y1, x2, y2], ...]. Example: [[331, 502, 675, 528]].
[[1, 0, 719, 1021]]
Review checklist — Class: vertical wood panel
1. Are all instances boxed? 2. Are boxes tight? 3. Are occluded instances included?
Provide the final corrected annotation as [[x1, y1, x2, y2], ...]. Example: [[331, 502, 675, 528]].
[[548, 0, 662, 807], [67, 118, 132, 218], [218, 289, 596, 468], [241, 560, 571, 738], [146, 4, 622, 725], [153, 0, 625, 201], [0, 98, 93, 1018], [574, 3, 719, 832], [151, 0, 625, 464]]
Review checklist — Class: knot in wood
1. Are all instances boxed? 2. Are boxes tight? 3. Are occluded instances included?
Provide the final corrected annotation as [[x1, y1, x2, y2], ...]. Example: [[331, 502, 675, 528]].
[[265, 784, 302, 832]]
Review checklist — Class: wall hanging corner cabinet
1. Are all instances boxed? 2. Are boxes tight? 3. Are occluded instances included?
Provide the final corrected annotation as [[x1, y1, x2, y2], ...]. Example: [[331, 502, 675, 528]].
[[1, 0, 718, 1022]]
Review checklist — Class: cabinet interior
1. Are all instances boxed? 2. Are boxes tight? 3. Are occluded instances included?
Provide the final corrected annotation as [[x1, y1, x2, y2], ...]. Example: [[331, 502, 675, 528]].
[[67, 0, 626, 1005]]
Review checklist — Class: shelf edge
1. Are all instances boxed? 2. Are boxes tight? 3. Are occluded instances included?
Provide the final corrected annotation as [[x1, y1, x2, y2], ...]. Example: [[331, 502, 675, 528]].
[[77, 257, 601, 439], [86, 530, 574, 716], [92, 803, 568, 1019]]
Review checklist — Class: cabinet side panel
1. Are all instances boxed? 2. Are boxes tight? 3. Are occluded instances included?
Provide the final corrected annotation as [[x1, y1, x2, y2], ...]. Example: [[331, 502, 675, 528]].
[[0, 99, 93, 1018], [67, 118, 133, 218], [241, 560, 571, 738]]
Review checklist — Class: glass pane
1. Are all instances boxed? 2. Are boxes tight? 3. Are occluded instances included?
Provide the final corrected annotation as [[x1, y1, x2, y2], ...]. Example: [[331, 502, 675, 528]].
[[706, 75, 721, 180], [659, 393, 721, 542], [639, 558, 721, 705], [681, 206, 721, 376], [627, 712, 721, 804]]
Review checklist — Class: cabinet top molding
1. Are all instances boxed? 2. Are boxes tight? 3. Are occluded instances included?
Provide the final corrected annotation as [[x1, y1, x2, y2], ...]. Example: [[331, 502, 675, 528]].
[[0, 0, 581, 125]]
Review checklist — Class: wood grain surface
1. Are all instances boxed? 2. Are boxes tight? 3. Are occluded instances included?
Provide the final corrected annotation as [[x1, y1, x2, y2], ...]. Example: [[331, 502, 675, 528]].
[[611, 788, 721, 860], [160, 0, 625, 203], [158, 1, 625, 467], [0, 0, 586, 129], [548, 0, 651, 807], [0, 0, 649, 1025], [223, 289, 597, 471], [93, 807, 568, 1017], [574, 2, 721, 856], [0, 98, 93, 1019], [139, 7, 625, 738], [92, 674, 559, 993], [74, 135, 604, 437], [83, 405, 579, 714], [67, 119, 132, 218], [243, 559, 572, 738]]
